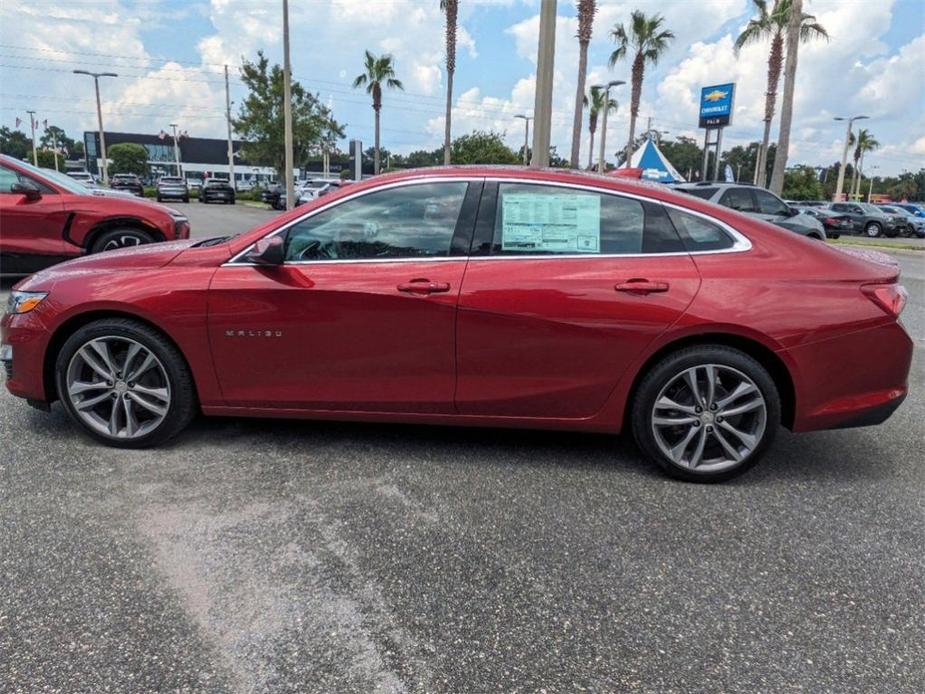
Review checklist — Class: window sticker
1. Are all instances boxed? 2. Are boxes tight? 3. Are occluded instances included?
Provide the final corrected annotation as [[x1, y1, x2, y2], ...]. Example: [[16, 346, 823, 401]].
[[501, 193, 600, 253]]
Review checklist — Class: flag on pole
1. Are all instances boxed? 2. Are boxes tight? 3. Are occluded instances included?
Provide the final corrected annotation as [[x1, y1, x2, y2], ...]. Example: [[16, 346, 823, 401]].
[[158, 130, 167, 140], [15, 117, 21, 128], [42, 119, 48, 129]]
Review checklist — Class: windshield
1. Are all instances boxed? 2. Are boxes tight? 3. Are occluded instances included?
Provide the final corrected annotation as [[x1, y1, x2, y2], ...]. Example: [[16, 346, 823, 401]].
[[33, 164, 93, 195], [859, 203, 884, 214]]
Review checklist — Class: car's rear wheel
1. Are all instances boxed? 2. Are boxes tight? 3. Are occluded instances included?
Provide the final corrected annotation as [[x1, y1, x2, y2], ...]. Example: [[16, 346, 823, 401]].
[[55, 319, 196, 448], [90, 228, 154, 253], [631, 346, 780, 482], [865, 222, 882, 238]]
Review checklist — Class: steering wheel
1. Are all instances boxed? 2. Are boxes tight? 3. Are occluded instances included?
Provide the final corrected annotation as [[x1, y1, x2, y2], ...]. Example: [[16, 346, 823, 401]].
[[295, 239, 338, 261]]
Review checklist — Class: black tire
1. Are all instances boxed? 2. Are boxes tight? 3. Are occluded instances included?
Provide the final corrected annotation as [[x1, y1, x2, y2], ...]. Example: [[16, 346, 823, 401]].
[[631, 345, 781, 483], [830, 233, 840, 239], [90, 227, 154, 254], [229, 197, 235, 205], [864, 222, 882, 238], [55, 318, 196, 448], [156, 195, 163, 202], [183, 196, 190, 203], [884, 228, 899, 238]]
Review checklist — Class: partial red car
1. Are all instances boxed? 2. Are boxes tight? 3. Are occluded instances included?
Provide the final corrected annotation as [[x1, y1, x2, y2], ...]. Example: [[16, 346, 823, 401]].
[[1, 167, 912, 481], [0, 154, 190, 276]]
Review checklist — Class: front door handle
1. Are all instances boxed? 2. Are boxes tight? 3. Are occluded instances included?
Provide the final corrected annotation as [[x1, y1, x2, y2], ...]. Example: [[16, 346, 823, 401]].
[[397, 278, 451, 295], [615, 279, 669, 295]]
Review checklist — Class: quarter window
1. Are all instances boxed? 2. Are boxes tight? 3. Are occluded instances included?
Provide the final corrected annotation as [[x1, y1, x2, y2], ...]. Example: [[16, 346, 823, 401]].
[[491, 183, 646, 255], [283, 182, 468, 262], [719, 187, 757, 213], [666, 207, 736, 252]]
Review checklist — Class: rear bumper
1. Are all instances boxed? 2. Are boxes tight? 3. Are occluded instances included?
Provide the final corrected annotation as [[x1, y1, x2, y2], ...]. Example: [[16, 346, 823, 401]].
[[786, 320, 913, 432]]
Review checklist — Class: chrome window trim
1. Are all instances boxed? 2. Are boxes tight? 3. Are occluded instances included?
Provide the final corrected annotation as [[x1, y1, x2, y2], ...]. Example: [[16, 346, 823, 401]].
[[224, 175, 751, 267]]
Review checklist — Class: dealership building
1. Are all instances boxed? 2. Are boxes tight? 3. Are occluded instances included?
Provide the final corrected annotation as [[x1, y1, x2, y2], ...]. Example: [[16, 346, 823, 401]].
[[82, 131, 278, 187]]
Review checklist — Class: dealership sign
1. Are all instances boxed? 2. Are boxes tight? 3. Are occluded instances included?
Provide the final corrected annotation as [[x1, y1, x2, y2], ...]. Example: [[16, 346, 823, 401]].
[[699, 83, 735, 128]]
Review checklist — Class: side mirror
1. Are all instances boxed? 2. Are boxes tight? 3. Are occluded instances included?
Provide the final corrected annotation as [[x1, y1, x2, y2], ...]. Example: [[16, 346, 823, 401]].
[[11, 180, 41, 201], [246, 235, 285, 266], [787, 207, 800, 217]]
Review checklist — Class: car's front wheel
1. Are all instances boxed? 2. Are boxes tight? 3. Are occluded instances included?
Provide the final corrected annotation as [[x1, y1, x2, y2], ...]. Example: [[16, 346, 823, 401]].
[[865, 222, 882, 238], [90, 228, 154, 253], [55, 319, 196, 448], [631, 346, 780, 482]]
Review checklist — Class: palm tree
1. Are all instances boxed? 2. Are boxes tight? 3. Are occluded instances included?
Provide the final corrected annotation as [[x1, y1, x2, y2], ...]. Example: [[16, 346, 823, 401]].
[[353, 50, 404, 174], [441, 0, 459, 166], [609, 11, 674, 168], [584, 85, 618, 170], [569, 0, 597, 168], [735, 0, 827, 187], [850, 128, 880, 198]]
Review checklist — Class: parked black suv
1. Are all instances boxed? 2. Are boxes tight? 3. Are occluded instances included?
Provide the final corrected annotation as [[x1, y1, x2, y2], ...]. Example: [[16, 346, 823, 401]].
[[828, 202, 900, 238], [199, 178, 236, 204], [109, 173, 144, 197]]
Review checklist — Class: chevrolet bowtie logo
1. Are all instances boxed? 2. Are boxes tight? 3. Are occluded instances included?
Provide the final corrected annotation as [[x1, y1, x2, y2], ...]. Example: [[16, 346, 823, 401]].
[[704, 89, 729, 102]]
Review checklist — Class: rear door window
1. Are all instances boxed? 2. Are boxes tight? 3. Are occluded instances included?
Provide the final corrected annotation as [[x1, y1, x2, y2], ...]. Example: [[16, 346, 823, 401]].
[[490, 183, 647, 255], [719, 187, 757, 213]]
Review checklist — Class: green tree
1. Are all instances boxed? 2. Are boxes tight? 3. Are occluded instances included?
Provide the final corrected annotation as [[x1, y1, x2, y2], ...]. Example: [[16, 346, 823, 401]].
[[659, 136, 707, 180], [719, 141, 777, 184], [570, 0, 597, 168], [35, 149, 65, 171], [234, 51, 344, 177], [782, 165, 823, 200], [107, 143, 149, 176], [39, 125, 78, 157], [353, 51, 404, 175], [0, 126, 31, 160], [609, 11, 674, 167], [441, 0, 459, 165], [450, 131, 519, 165], [735, 0, 827, 187], [584, 85, 618, 169], [404, 148, 442, 168], [848, 128, 879, 199]]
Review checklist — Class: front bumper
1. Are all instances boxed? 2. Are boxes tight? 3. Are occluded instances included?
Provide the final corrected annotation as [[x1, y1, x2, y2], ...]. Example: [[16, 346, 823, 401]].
[[1, 309, 52, 402]]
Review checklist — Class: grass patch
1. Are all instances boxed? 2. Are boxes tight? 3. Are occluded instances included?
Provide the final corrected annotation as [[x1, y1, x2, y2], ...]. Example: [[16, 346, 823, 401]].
[[827, 238, 924, 252]]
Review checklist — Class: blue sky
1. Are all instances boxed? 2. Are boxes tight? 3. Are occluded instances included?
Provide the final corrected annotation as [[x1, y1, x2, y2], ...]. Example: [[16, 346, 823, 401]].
[[2, 0, 923, 174]]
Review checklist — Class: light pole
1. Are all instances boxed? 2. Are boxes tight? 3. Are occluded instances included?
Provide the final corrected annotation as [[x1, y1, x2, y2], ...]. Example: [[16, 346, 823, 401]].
[[530, 0, 557, 168], [866, 165, 879, 203], [167, 123, 183, 176], [514, 114, 532, 166], [25, 110, 38, 166], [282, 0, 295, 209], [73, 70, 117, 185], [592, 80, 624, 174], [833, 115, 868, 202]]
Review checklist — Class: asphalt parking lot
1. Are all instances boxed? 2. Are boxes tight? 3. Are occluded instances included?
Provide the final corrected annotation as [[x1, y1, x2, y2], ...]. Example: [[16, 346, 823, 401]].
[[1, 207, 923, 692]]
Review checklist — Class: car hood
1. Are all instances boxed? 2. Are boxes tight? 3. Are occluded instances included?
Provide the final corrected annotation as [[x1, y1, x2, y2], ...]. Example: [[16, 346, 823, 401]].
[[17, 240, 199, 291]]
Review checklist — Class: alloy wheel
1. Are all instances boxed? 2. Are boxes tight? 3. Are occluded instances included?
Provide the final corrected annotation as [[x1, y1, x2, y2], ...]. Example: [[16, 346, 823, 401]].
[[65, 336, 171, 439], [101, 234, 144, 251], [651, 364, 767, 473], [865, 222, 881, 238]]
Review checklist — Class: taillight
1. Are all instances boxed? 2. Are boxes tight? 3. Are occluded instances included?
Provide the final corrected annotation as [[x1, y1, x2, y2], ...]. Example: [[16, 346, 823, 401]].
[[862, 283, 908, 317]]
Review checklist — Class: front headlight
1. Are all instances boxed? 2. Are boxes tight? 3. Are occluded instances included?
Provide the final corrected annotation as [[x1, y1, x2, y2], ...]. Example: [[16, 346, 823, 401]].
[[6, 291, 48, 315]]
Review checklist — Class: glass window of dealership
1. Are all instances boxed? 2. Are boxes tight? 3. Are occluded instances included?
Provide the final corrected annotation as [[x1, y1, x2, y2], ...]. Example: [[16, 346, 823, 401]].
[[83, 131, 277, 187]]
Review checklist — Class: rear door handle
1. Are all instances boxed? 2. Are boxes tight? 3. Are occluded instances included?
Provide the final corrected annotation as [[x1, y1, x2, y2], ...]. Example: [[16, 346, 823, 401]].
[[397, 278, 451, 295], [615, 279, 669, 295]]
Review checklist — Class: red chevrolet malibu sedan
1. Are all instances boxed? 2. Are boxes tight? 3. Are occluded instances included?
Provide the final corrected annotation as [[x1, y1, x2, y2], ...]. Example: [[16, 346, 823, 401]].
[[0, 154, 190, 275], [1, 167, 912, 481]]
